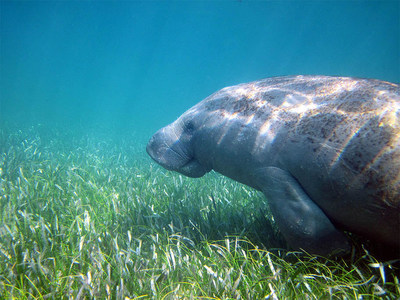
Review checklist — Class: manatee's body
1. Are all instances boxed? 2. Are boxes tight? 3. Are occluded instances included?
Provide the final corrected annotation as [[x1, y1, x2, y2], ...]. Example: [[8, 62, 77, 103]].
[[147, 75, 400, 256]]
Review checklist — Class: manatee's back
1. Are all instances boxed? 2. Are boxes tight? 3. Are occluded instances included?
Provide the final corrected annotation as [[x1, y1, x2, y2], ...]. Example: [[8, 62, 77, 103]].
[[195, 75, 400, 209], [221, 76, 400, 206], [274, 76, 400, 210], [256, 76, 400, 248]]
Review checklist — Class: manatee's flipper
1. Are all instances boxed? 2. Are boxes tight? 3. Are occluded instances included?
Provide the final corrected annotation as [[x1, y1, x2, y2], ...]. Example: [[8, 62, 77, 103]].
[[258, 167, 350, 256]]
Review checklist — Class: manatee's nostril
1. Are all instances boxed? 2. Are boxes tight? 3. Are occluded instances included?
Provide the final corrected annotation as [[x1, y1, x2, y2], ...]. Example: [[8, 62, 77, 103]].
[[146, 136, 160, 160], [146, 129, 166, 159]]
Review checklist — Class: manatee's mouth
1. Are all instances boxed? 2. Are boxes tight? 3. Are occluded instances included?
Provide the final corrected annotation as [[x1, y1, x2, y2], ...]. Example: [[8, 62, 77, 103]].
[[179, 157, 208, 178], [146, 142, 189, 168]]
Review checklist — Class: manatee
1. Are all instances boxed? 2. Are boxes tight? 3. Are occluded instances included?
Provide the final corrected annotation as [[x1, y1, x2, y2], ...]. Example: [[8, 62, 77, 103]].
[[146, 75, 400, 256]]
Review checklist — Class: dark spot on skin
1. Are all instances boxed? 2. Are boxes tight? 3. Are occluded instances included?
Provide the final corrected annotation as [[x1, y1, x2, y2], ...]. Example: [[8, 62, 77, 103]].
[[295, 113, 346, 140], [184, 121, 195, 133], [232, 97, 260, 116]]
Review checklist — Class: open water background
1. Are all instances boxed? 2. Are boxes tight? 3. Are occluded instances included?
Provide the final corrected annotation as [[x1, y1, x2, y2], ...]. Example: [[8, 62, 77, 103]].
[[1, 0, 399, 140]]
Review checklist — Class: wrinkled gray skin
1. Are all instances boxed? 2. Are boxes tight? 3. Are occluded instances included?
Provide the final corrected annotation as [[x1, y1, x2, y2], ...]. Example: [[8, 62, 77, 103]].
[[147, 75, 400, 256]]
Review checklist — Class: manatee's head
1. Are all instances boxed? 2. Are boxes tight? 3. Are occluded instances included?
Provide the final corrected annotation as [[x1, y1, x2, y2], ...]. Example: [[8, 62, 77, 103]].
[[146, 112, 210, 178]]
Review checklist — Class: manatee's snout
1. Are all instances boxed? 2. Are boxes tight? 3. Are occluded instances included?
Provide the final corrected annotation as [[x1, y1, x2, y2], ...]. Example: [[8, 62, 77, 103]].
[[146, 129, 164, 161], [147, 123, 209, 178], [146, 127, 184, 170], [146, 133, 164, 164]]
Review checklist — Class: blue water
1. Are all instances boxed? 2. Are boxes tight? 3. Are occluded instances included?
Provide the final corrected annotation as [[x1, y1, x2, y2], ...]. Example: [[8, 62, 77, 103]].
[[1, 0, 399, 138]]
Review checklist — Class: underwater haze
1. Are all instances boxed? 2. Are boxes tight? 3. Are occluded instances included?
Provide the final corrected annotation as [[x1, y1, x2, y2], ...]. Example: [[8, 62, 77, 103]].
[[1, 0, 399, 136], [1, 1, 400, 298]]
